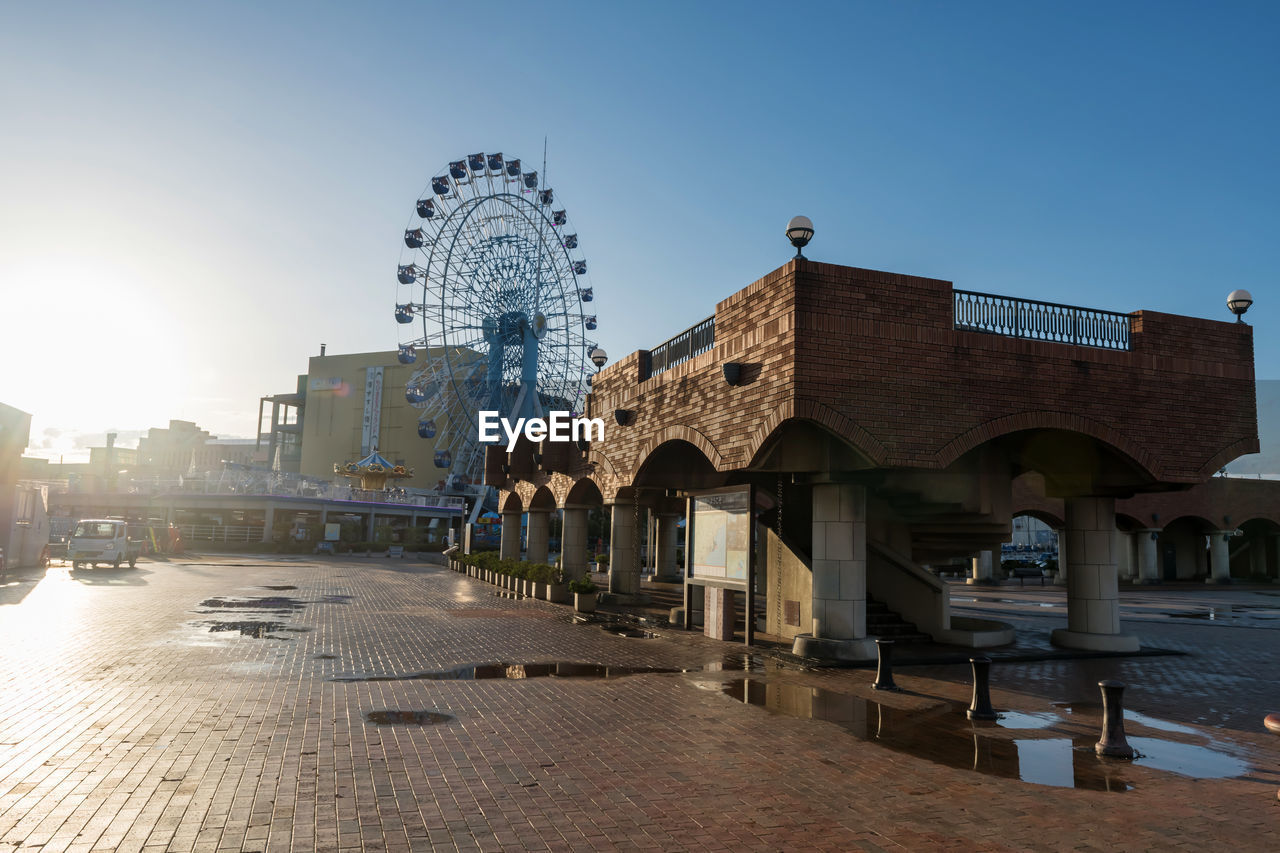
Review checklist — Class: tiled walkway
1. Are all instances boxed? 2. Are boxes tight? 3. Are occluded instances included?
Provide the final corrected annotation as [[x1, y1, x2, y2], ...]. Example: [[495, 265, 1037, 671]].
[[1, 556, 1278, 851]]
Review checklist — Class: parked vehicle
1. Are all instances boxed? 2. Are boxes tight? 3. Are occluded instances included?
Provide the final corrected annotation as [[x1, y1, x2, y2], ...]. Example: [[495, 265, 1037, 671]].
[[67, 519, 144, 569]]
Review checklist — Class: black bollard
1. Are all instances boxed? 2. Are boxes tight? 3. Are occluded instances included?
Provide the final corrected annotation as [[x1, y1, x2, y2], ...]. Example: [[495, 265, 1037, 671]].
[[1095, 680, 1135, 758], [872, 639, 899, 691], [967, 656, 997, 720]]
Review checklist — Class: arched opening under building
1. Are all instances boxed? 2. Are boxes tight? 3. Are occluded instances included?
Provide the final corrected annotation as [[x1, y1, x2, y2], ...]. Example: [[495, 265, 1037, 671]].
[[1235, 518, 1280, 580], [1157, 516, 1215, 581]]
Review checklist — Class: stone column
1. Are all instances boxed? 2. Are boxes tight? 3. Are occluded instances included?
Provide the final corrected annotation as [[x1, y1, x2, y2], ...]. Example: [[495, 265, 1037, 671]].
[[1051, 497, 1139, 652], [1272, 533, 1280, 582], [526, 510, 550, 565], [1136, 529, 1161, 584], [1054, 528, 1068, 585], [261, 504, 275, 543], [500, 511, 521, 561], [1207, 530, 1233, 584], [607, 502, 640, 598], [1116, 529, 1136, 581], [967, 548, 998, 585], [561, 507, 590, 580], [654, 513, 682, 582], [792, 483, 875, 661], [646, 512, 656, 573], [1249, 535, 1266, 580]]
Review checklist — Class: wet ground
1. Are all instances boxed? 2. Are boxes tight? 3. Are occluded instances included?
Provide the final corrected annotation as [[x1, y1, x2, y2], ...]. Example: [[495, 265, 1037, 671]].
[[0, 556, 1277, 851]]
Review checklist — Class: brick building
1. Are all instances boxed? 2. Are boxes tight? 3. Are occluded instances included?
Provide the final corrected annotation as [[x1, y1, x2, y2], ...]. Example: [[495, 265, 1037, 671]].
[[491, 258, 1258, 660]]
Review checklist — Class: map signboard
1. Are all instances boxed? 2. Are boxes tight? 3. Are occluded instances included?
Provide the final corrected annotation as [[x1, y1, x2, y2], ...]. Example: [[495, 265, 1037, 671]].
[[691, 488, 751, 583], [684, 484, 755, 646]]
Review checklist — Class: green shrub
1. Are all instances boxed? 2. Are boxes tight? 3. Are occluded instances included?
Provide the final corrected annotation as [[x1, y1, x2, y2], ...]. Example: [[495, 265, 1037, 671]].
[[525, 563, 561, 584], [595, 553, 609, 566], [567, 576, 596, 594]]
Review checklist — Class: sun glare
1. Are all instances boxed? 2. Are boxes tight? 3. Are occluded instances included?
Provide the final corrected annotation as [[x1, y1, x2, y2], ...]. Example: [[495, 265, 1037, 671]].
[[2, 258, 187, 451]]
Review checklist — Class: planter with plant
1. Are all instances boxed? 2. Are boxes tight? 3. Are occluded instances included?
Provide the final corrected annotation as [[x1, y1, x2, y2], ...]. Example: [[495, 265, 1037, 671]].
[[545, 565, 569, 603], [568, 576, 597, 613]]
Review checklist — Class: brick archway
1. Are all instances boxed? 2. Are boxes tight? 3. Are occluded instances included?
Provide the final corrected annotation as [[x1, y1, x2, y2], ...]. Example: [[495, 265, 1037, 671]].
[[1194, 437, 1266, 481], [633, 424, 725, 474], [746, 400, 889, 470], [933, 410, 1160, 479]]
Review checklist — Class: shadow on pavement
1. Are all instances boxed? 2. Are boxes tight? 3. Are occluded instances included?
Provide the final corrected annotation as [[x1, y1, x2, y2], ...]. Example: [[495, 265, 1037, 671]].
[[68, 566, 153, 586]]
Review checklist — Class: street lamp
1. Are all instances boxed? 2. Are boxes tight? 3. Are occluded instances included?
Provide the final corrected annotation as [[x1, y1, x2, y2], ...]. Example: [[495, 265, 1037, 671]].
[[786, 215, 814, 259], [1227, 289, 1253, 322], [590, 347, 608, 369]]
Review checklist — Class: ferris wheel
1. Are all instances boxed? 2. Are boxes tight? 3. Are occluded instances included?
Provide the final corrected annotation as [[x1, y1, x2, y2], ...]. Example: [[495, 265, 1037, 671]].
[[394, 151, 599, 489]]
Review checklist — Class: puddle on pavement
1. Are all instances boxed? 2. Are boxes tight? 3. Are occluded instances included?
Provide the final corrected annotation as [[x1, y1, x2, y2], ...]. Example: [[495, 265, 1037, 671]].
[[1128, 737, 1250, 778], [603, 626, 657, 638], [1123, 710, 1200, 736], [314, 653, 338, 660], [203, 620, 311, 639], [720, 679, 1250, 790], [993, 599, 1061, 607], [200, 596, 306, 612], [187, 592, 348, 644], [953, 598, 1060, 608], [364, 710, 453, 725], [333, 654, 765, 683], [335, 662, 682, 681], [1167, 606, 1280, 621], [994, 710, 1059, 729]]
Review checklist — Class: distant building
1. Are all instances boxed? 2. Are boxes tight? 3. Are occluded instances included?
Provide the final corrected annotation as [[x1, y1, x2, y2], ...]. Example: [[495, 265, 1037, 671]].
[[288, 349, 456, 490], [113, 420, 256, 477], [1, 403, 48, 569], [257, 374, 306, 473]]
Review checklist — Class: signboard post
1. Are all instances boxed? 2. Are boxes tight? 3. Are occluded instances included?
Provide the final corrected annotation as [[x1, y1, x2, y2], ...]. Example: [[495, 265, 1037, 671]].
[[683, 485, 754, 646]]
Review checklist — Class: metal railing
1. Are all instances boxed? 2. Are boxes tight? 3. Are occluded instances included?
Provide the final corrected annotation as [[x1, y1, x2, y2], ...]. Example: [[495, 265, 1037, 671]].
[[953, 290, 1132, 351], [178, 523, 264, 543], [38, 469, 467, 511], [647, 315, 715, 377]]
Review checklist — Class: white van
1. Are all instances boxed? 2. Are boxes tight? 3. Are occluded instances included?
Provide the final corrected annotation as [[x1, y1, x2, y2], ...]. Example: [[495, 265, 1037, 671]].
[[67, 519, 142, 569]]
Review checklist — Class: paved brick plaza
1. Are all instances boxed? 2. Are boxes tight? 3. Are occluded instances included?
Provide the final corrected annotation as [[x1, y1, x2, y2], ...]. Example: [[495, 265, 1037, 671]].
[[1, 555, 1278, 852]]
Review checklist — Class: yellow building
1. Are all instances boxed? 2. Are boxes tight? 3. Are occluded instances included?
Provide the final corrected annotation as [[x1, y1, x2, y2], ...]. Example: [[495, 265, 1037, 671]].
[[299, 350, 452, 490]]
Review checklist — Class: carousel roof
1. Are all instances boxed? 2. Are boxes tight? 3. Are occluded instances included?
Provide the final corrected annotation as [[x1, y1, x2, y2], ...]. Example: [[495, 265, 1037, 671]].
[[334, 451, 413, 480], [352, 451, 396, 469]]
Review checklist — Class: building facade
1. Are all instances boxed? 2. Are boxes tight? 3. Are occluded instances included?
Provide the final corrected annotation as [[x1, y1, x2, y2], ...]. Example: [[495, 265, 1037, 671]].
[[492, 259, 1259, 660], [1, 403, 34, 568], [298, 349, 453, 490]]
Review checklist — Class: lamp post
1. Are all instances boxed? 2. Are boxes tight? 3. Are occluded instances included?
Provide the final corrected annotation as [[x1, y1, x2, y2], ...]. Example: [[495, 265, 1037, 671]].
[[785, 216, 814, 260], [1227, 289, 1253, 323]]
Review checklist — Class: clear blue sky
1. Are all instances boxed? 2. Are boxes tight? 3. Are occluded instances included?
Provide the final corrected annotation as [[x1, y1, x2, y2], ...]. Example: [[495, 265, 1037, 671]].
[[3, 1, 1276, 459]]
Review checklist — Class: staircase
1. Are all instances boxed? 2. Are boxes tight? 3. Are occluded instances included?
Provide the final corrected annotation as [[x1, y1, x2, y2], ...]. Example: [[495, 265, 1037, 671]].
[[866, 596, 932, 644]]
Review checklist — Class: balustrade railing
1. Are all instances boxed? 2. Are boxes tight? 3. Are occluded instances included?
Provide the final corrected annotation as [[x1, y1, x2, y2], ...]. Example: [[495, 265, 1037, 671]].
[[953, 290, 1132, 351], [178, 523, 264, 543], [647, 315, 715, 377]]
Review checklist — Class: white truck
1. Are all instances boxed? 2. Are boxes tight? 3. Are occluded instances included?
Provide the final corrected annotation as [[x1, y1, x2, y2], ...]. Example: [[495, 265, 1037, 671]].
[[67, 519, 143, 569]]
